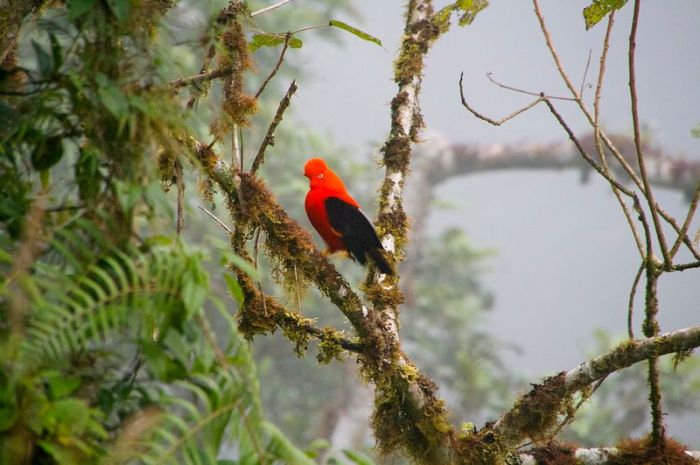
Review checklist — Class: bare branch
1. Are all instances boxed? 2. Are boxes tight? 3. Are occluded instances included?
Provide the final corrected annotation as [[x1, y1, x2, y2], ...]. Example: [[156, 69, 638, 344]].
[[254, 32, 292, 99], [627, 262, 644, 339], [250, 0, 295, 17], [579, 49, 593, 98], [486, 72, 577, 101], [250, 79, 298, 174], [628, 0, 671, 268], [670, 180, 700, 258], [175, 160, 185, 236], [170, 66, 234, 89], [542, 97, 634, 196], [459, 73, 545, 125], [197, 204, 233, 234]]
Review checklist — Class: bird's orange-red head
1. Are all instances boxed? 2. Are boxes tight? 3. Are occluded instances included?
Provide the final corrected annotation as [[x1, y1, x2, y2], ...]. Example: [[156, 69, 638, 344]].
[[304, 157, 348, 194]]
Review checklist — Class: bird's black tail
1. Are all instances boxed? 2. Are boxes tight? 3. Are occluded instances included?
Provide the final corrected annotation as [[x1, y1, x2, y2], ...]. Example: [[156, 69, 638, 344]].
[[368, 248, 394, 275]]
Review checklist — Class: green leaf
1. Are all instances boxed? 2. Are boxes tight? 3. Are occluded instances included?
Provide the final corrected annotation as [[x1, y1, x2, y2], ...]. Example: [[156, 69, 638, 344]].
[[105, 0, 130, 22], [434, 0, 489, 30], [342, 449, 376, 465], [181, 278, 207, 317], [48, 33, 63, 70], [328, 20, 382, 47], [76, 146, 100, 201], [46, 375, 82, 399], [691, 122, 700, 138], [0, 406, 19, 432], [220, 249, 258, 281], [455, 0, 489, 26], [249, 33, 302, 52], [67, 0, 96, 19], [224, 274, 244, 304], [38, 441, 82, 465], [96, 73, 128, 119], [47, 399, 90, 435], [31, 40, 52, 76], [583, 0, 628, 30], [31, 136, 64, 171]]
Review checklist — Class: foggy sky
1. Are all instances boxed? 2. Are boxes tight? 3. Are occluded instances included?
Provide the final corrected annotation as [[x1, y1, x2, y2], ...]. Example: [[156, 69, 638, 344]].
[[287, 0, 700, 445]]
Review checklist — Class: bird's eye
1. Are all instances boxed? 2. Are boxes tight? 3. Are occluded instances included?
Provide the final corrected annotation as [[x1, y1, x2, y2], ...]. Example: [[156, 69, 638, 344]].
[[317, 173, 324, 179]]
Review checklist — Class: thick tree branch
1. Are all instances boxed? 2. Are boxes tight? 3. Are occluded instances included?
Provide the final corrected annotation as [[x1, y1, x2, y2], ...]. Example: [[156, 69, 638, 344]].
[[518, 445, 700, 465], [418, 134, 700, 195], [189, 140, 371, 336], [491, 325, 700, 447]]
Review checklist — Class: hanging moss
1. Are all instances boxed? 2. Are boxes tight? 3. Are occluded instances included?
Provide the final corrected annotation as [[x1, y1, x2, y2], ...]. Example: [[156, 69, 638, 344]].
[[528, 441, 578, 465], [607, 436, 697, 465], [316, 328, 347, 364], [496, 373, 573, 444], [371, 367, 454, 465], [393, 18, 440, 85]]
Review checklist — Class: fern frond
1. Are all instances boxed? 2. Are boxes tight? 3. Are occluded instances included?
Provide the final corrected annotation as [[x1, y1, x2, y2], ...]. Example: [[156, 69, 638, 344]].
[[22, 247, 202, 363]]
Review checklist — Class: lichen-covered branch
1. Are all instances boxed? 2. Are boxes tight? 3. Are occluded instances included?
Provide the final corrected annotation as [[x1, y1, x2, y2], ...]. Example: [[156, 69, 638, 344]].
[[518, 441, 700, 465], [491, 325, 700, 448], [189, 141, 371, 336]]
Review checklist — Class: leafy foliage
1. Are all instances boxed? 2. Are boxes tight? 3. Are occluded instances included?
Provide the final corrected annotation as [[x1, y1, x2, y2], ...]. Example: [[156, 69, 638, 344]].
[[0, 1, 331, 463], [433, 0, 489, 32], [582, 0, 628, 30]]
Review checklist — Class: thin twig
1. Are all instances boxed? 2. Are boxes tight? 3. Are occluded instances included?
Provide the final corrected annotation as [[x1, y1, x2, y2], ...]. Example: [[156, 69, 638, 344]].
[[250, 80, 298, 174], [594, 14, 615, 131], [293, 262, 302, 312], [579, 49, 593, 98], [669, 261, 700, 271], [533, 0, 581, 100], [591, 13, 645, 257], [198, 204, 233, 234], [542, 97, 634, 196], [250, 0, 295, 17], [170, 66, 234, 89], [486, 72, 576, 101], [532, 0, 644, 189], [669, 180, 700, 258], [627, 262, 644, 339], [254, 32, 292, 99], [252, 229, 267, 317], [459, 73, 544, 125], [628, 0, 671, 268], [657, 206, 700, 261], [175, 160, 185, 237], [232, 124, 241, 171]]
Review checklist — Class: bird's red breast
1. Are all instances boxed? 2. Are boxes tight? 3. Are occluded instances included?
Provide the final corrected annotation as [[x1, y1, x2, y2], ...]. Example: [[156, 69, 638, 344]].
[[304, 158, 359, 252], [304, 158, 394, 274]]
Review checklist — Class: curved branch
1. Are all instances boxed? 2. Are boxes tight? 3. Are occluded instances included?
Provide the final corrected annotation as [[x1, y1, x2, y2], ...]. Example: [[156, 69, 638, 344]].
[[492, 325, 700, 447]]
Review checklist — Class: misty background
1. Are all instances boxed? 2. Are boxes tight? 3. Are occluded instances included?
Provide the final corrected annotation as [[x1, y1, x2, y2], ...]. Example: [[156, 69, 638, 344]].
[[283, 0, 699, 443]]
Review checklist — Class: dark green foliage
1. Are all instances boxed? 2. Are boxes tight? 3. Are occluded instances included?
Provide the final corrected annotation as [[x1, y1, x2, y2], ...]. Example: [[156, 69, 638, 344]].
[[0, 1, 320, 464]]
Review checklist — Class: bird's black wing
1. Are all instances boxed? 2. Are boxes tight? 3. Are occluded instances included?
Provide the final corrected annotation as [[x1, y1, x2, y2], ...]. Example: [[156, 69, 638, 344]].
[[324, 197, 393, 274]]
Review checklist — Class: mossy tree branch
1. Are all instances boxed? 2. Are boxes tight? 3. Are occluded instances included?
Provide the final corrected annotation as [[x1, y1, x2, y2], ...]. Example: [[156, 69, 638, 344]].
[[491, 325, 700, 448]]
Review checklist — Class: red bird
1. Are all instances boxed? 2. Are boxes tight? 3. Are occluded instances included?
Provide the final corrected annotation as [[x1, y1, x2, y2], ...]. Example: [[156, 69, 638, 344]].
[[304, 158, 393, 275]]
